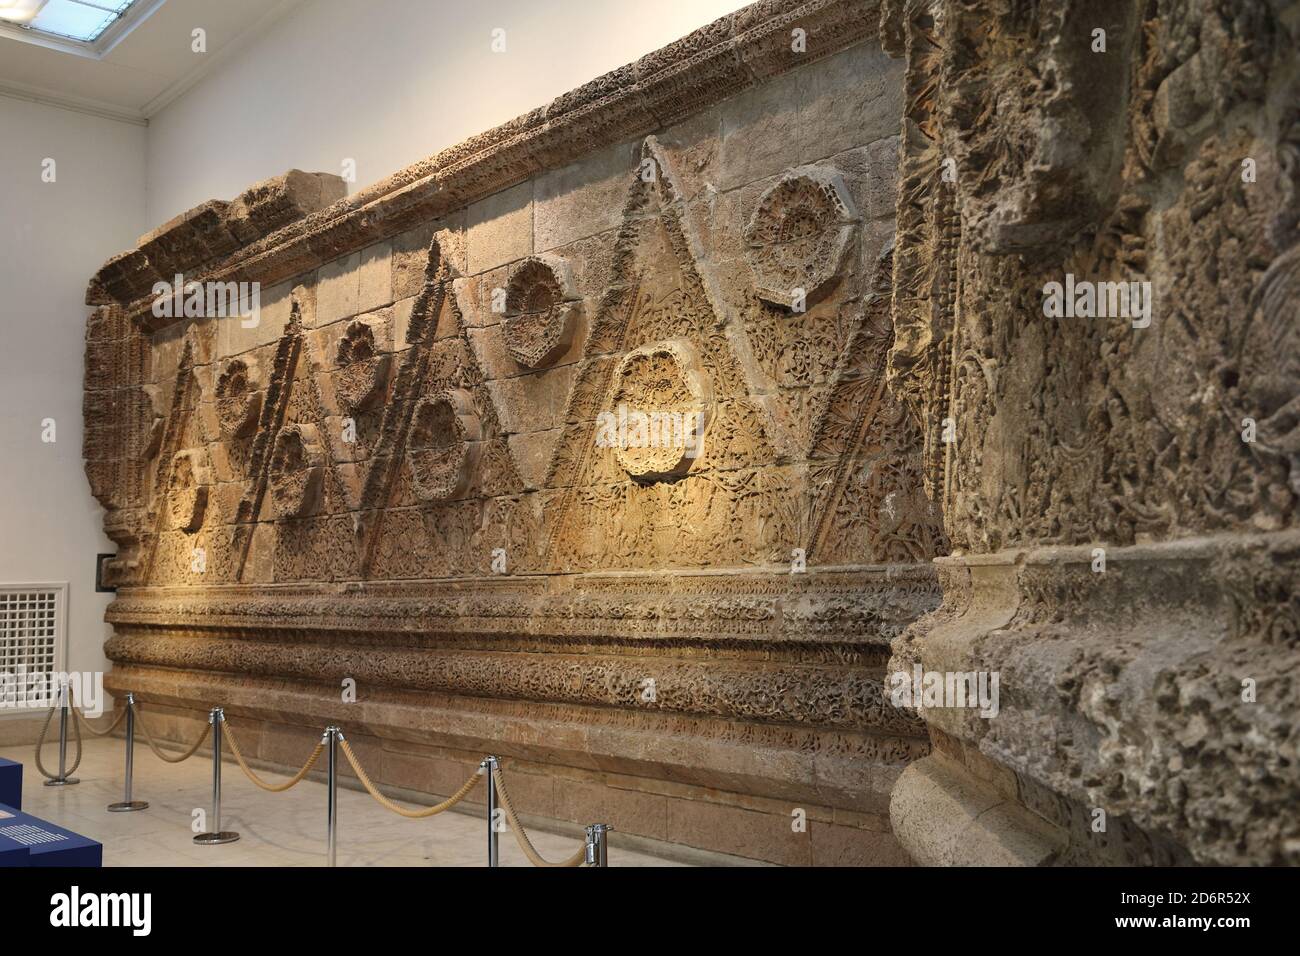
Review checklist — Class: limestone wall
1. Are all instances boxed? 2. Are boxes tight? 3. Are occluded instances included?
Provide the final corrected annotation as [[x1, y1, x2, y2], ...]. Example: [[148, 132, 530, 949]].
[[82, 0, 1297, 867], [81, 0, 939, 864]]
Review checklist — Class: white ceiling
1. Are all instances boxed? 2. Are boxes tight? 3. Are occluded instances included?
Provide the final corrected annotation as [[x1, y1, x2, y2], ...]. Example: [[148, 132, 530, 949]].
[[0, 0, 302, 124]]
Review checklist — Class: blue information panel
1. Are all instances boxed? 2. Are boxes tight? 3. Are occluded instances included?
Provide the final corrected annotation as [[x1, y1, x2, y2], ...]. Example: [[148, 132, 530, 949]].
[[0, 758, 20, 809], [0, 804, 102, 867]]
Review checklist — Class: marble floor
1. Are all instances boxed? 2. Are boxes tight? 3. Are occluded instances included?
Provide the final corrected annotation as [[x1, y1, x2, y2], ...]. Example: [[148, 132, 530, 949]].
[[0, 738, 685, 867]]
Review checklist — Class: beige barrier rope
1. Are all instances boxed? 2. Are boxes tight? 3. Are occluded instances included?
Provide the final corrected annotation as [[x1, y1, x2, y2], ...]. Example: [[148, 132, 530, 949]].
[[491, 767, 587, 868], [33, 702, 82, 781], [71, 705, 128, 738], [338, 737, 482, 818], [133, 701, 212, 763], [223, 720, 325, 792]]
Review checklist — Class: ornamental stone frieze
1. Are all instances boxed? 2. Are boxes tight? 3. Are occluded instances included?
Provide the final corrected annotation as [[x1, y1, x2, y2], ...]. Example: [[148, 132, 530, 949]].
[[79, 0, 1298, 865]]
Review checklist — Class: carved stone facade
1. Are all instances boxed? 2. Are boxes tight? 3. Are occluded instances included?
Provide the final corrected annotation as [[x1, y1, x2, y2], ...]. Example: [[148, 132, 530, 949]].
[[81, 0, 1297, 865], [880, 0, 1299, 865], [81, 1, 934, 865]]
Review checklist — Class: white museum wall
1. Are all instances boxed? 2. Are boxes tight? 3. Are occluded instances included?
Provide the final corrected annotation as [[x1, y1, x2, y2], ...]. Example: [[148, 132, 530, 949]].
[[0, 95, 147, 733], [145, 0, 750, 223]]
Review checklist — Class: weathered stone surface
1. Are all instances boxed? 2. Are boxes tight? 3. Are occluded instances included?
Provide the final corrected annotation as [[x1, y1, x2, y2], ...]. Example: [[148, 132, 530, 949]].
[[315, 252, 360, 327], [534, 140, 640, 252], [882, 0, 1300, 866], [78, 0, 1297, 866], [466, 181, 533, 274]]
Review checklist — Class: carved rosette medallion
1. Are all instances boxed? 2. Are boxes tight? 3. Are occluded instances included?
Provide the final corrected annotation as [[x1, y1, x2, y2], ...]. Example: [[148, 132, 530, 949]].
[[407, 390, 481, 501], [744, 167, 858, 309], [269, 424, 325, 518], [165, 449, 211, 533], [335, 319, 391, 413], [215, 358, 263, 438], [609, 340, 711, 481], [502, 255, 580, 368]]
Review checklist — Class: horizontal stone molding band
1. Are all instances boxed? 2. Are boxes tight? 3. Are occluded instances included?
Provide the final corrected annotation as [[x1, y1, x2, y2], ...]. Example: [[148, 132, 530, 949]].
[[103, 564, 941, 645], [104, 631, 928, 736], [104, 667, 928, 812]]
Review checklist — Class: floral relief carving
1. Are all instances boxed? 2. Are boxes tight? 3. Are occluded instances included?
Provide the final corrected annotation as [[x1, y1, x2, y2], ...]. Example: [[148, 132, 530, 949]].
[[744, 166, 858, 310], [407, 389, 481, 501], [269, 423, 325, 518], [215, 358, 263, 438], [609, 339, 711, 482], [334, 319, 391, 413], [502, 255, 580, 368]]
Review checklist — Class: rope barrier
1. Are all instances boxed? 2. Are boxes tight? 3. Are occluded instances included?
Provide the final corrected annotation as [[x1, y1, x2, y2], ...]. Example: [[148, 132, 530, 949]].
[[33, 702, 81, 781], [491, 767, 588, 868], [43, 691, 610, 866], [72, 705, 128, 738], [223, 720, 325, 792], [338, 737, 482, 818], [132, 700, 212, 763]]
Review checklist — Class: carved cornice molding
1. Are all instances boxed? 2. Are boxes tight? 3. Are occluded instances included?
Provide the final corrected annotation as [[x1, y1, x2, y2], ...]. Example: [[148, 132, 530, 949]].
[[86, 0, 884, 327]]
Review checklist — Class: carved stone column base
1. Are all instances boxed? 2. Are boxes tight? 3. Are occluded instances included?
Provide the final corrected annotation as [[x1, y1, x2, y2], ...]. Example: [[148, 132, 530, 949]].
[[891, 752, 1064, 866], [889, 531, 1299, 865]]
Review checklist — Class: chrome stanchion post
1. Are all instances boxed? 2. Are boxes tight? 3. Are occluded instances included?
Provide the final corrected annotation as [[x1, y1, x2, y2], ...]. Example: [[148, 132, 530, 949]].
[[481, 755, 500, 867], [193, 707, 239, 845], [44, 678, 79, 787], [107, 693, 147, 812], [325, 726, 340, 867], [585, 823, 612, 867]]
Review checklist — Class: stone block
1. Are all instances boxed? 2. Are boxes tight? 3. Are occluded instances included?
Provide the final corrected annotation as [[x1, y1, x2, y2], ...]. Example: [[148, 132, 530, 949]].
[[486, 365, 576, 433], [534, 139, 639, 252], [507, 429, 563, 490], [553, 778, 669, 841], [666, 797, 810, 866], [220, 280, 295, 357], [315, 252, 360, 326], [809, 821, 913, 866], [466, 180, 532, 274], [797, 43, 903, 162], [357, 242, 393, 313], [717, 67, 802, 190]]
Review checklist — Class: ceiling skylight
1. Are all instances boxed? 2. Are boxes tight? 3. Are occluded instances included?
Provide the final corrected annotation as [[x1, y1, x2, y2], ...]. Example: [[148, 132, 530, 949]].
[[0, 0, 142, 44]]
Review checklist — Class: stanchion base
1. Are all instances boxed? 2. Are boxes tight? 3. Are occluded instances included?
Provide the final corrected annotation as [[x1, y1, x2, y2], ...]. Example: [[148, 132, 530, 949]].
[[43, 777, 80, 787], [193, 831, 240, 845], [107, 800, 149, 812]]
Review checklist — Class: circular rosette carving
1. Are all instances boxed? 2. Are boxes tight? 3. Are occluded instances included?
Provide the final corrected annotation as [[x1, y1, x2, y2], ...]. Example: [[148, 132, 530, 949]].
[[743, 166, 858, 310], [334, 319, 391, 413], [502, 255, 580, 368], [215, 358, 263, 438], [269, 423, 325, 518], [165, 449, 211, 533], [607, 340, 711, 481], [407, 390, 481, 501]]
